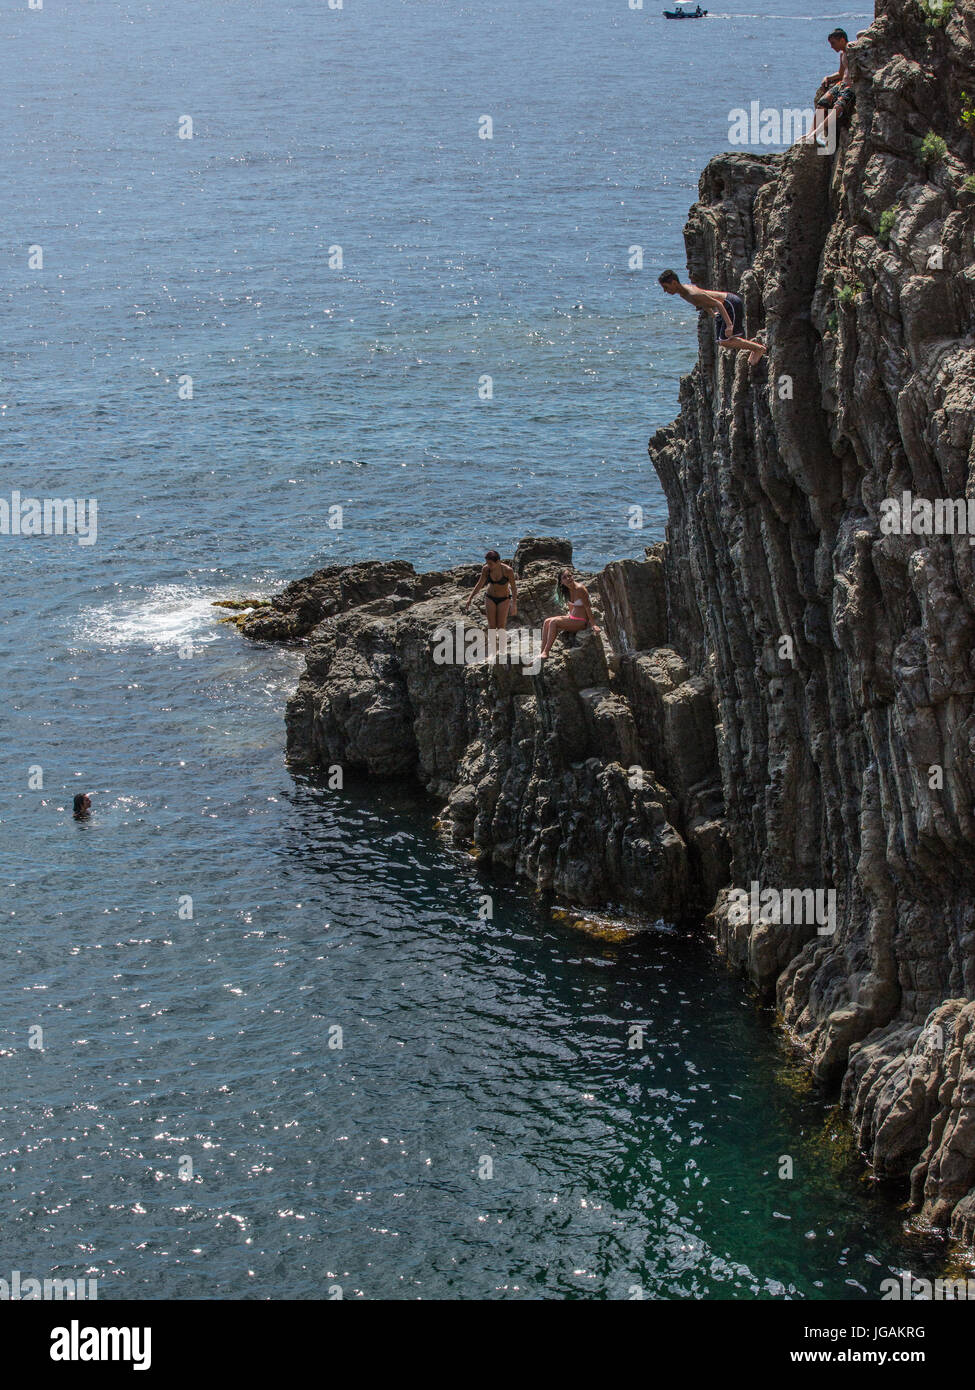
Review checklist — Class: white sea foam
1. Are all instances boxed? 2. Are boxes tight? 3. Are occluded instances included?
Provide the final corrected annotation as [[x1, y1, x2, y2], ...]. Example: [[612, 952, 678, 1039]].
[[76, 586, 241, 651]]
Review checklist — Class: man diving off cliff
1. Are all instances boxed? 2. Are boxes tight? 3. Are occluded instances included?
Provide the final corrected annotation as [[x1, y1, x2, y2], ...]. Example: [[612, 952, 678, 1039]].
[[658, 271, 766, 366]]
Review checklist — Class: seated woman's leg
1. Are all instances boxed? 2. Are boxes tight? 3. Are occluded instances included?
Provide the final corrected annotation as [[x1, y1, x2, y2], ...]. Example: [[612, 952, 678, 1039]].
[[541, 615, 585, 657]]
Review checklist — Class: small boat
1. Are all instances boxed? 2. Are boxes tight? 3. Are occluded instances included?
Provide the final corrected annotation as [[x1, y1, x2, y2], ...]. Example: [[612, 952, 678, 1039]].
[[663, 5, 708, 16]]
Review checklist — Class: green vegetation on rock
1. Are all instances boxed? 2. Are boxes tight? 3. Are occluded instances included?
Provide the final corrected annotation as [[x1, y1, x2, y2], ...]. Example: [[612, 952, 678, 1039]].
[[878, 205, 900, 244], [919, 0, 954, 28], [836, 281, 864, 308], [917, 131, 949, 164]]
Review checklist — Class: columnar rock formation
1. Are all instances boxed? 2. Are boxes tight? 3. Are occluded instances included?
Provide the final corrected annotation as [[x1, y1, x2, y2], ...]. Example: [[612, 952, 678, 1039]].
[[235, 0, 975, 1246], [650, 0, 975, 1246]]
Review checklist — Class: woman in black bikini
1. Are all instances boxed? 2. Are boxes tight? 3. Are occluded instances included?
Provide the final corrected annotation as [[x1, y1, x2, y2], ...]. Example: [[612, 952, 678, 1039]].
[[464, 549, 518, 636], [539, 569, 599, 659]]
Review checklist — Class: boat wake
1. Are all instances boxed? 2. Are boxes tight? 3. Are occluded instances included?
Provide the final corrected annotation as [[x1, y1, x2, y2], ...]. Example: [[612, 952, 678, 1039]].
[[705, 10, 872, 18]]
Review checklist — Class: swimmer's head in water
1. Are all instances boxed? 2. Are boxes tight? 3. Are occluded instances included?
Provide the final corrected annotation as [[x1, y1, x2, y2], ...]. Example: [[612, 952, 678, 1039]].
[[484, 550, 501, 564], [73, 792, 92, 818], [658, 270, 681, 294]]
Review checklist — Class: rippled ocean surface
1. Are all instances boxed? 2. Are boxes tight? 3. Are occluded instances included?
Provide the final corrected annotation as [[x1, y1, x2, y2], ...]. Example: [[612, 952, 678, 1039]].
[[3, 0, 944, 1300]]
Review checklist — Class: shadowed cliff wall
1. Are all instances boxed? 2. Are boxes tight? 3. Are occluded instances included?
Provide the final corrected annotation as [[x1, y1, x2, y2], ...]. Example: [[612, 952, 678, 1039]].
[[650, 0, 975, 1244]]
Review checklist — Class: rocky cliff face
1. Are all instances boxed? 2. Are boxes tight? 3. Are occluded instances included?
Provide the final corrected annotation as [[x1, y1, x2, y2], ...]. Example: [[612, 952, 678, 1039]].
[[650, 0, 975, 1247], [235, 0, 975, 1248], [229, 540, 729, 921]]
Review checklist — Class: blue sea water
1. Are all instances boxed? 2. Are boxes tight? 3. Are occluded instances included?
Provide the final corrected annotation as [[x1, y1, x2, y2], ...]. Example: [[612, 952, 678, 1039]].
[[2, 0, 946, 1300]]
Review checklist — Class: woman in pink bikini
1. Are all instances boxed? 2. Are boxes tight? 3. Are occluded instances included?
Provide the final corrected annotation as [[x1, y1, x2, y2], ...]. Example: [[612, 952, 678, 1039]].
[[539, 569, 599, 659]]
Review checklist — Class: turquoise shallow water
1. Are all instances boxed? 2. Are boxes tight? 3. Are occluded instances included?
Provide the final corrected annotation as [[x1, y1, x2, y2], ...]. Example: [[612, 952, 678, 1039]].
[[2, 0, 947, 1300], [0, 626, 949, 1298]]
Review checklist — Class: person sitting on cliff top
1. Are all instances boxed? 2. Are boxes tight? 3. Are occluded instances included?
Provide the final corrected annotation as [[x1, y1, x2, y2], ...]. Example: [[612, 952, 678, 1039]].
[[658, 271, 766, 366], [806, 29, 854, 145], [464, 550, 518, 654], [539, 570, 599, 661]]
